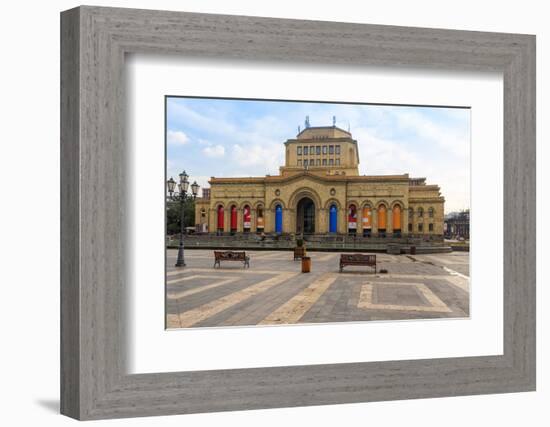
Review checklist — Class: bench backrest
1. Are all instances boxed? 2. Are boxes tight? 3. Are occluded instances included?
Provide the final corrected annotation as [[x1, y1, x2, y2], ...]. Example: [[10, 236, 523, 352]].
[[214, 251, 246, 261], [340, 254, 376, 264]]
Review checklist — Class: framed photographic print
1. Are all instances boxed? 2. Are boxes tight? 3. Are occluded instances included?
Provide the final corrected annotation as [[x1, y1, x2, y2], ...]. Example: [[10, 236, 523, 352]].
[[61, 6, 535, 420]]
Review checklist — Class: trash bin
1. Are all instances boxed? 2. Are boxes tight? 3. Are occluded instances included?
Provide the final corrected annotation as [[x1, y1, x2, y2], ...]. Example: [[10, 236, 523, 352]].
[[410, 246, 416, 255], [301, 256, 311, 273]]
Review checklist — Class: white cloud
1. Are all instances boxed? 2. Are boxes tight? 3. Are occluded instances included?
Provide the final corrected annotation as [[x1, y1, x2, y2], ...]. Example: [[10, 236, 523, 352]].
[[353, 126, 470, 213], [353, 127, 422, 176], [202, 144, 225, 158], [167, 101, 236, 134], [230, 143, 283, 175], [167, 130, 189, 145], [393, 110, 470, 159]]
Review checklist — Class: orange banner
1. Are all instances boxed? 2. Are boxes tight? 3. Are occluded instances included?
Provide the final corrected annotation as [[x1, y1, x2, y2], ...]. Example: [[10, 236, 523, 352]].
[[392, 205, 401, 230], [378, 206, 387, 229]]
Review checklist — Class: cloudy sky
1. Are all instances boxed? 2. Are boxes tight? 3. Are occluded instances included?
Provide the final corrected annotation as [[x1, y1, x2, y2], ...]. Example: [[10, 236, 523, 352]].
[[166, 97, 470, 213]]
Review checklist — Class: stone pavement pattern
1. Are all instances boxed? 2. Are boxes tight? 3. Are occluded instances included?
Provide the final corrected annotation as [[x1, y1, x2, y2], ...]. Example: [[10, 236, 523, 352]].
[[166, 249, 470, 329]]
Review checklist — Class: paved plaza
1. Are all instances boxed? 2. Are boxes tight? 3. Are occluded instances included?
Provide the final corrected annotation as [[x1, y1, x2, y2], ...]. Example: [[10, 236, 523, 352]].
[[166, 249, 470, 329]]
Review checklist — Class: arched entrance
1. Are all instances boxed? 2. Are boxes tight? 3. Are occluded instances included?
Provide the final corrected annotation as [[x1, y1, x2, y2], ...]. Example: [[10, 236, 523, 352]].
[[296, 197, 315, 234]]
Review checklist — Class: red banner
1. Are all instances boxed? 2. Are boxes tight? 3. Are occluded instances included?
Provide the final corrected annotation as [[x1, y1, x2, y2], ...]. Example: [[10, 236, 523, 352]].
[[217, 206, 224, 230], [230, 206, 237, 230], [362, 207, 372, 229], [243, 206, 251, 229], [348, 205, 357, 229]]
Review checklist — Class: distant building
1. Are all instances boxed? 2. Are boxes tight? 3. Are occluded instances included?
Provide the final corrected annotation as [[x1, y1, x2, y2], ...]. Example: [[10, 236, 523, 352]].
[[444, 210, 470, 239], [195, 123, 445, 237]]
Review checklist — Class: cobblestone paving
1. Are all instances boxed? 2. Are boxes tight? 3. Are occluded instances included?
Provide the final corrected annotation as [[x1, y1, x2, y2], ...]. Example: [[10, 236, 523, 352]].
[[166, 249, 470, 329]]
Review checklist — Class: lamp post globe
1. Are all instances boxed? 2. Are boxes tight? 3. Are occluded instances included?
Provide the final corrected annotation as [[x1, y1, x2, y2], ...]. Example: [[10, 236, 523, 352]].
[[191, 181, 199, 197], [179, 170, 189, 193], [167, 177, 176, 194]]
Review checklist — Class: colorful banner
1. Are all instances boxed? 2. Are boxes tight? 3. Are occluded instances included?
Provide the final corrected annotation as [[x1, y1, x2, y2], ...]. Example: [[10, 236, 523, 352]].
[[348, 205, 357, 229], [217, 206, 224, 230], [257, 216, 264, 229], [362, 207, 372, 229], [378, 206, 387, 229], [243, 206, 251, 229], [392, 205, 402, 230], [230, 206, 237, 230]]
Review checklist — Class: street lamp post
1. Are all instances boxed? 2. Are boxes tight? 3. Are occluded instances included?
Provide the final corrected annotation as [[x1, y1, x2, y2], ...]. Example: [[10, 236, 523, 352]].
[[167, 171, 199, 267]]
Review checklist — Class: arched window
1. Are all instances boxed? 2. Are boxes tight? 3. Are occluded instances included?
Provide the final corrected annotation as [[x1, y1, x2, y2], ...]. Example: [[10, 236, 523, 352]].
[[216, 205, 224, 234], [243, 205, 251, 233], [329, 204, 338, 233], [378, 205, 387, 237], [392, 205, 402, 237], [275, 205, 283, 234], [256, 205, 264, 232], [408, 208, 414, 219], [418, 207, 424, 218], [348, 204, 357, 234], [230, 205, 237, 234], [428, 207, 435, 218]]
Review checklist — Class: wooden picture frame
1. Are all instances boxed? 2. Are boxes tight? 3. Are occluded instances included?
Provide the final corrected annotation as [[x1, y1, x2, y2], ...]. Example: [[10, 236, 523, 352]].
[[60, 6, 536, 420]]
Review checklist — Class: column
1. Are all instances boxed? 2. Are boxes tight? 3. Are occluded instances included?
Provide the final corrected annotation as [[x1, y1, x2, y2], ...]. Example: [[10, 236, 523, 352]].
[[237, 208, 243, 233], [357, 205, 363, 235], [284, 207, 293, 234], [339, 205, 346, 234], [224, 206, 231, 234], [250, 208, 256, 233], [264, 208, 273, 233], [208, 208, 216, 234], [318, 208, 327, 234]]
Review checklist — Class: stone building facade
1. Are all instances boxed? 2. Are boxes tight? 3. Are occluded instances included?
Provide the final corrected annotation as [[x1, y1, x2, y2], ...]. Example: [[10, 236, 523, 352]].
[[444, 210, 470, 239], [194, 125, 445, 237]]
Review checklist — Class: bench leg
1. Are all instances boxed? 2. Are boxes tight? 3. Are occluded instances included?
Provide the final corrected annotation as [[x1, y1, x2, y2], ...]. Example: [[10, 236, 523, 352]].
[[213, 260, 219, 268], [339, 265, 343, 273]]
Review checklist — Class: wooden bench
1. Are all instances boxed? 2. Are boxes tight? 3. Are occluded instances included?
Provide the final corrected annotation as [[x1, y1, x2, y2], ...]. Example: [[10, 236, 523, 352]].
[[213, 251, 250, 268], [339, 254, 376, 273]]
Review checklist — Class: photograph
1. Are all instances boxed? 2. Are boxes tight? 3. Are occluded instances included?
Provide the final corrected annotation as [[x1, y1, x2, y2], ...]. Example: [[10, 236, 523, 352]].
[[164, 97, 471, 329]]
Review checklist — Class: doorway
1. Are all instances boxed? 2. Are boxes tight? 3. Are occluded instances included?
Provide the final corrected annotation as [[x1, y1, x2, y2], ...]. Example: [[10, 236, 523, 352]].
[[296, 197, 315, 234]]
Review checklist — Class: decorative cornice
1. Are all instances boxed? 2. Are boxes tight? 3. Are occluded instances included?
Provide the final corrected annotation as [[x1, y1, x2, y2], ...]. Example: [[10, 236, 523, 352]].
[[210, 171, 411, 185]]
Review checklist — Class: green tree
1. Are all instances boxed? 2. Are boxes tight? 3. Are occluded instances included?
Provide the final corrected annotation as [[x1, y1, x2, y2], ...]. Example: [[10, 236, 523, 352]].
[[166, 199, 195, 236]]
